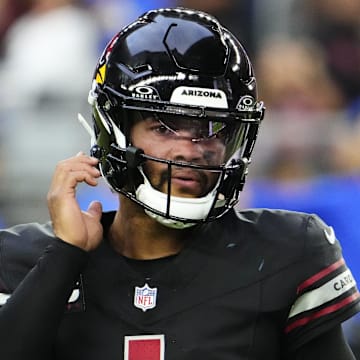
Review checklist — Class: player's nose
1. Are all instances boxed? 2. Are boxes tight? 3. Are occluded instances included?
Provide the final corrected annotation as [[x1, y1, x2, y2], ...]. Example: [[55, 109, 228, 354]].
[[171, 135, 205, 164]]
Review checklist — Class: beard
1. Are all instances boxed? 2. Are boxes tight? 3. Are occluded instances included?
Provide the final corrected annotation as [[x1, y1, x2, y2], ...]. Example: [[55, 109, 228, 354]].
[[146, 165, 217, 198]]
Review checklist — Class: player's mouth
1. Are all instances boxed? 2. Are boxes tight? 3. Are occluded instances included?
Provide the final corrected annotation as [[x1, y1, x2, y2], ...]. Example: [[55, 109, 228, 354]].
[[170, 170, 208, 196]]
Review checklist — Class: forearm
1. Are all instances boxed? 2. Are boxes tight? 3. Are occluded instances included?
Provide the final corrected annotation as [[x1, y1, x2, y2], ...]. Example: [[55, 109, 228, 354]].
[[0, 238, 87, 359]]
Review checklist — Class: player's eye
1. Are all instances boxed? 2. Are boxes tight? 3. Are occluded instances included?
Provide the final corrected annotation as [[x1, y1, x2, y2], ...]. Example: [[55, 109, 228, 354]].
[[151, 123, 175, 136], [156, 125, 172, 134], [142, 112, 233, 144]]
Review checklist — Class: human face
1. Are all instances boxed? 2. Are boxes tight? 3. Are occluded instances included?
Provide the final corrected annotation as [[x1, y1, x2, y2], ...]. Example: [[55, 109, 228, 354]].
[[130, 113, 227, 198]]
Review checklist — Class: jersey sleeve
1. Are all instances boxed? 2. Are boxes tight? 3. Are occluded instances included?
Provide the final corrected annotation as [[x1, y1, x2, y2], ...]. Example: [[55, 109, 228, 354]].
[[0, 227, 88, 360], [0, 222, 56, 293], [285, 214, 360, 351]]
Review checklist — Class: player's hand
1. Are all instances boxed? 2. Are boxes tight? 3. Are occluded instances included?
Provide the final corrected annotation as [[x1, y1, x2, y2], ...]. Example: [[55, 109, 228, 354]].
[[47, 152, 103, 251]]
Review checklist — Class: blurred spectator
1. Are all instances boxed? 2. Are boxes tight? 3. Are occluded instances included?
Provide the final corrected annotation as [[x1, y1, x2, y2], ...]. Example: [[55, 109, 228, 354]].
[[251, 36, 345, 181], [255, 36, 344, 114], [330, 116, 360, 174], [0, 0, 101, 225], [0, 0, 30, 57], [0, 0, 101, 108], [292, 0, 360, 111]]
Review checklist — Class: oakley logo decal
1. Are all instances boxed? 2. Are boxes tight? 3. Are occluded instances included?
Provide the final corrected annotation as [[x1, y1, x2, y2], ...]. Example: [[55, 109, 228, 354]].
[[132, 86, 160, 100], [236, 95, 256, 110]]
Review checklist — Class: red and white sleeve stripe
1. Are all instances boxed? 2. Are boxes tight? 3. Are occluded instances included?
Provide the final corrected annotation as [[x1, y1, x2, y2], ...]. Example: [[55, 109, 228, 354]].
[[285, 258, 360, 334]]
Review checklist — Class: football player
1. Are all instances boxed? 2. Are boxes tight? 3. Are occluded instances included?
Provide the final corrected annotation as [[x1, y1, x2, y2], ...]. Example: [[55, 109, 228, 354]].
[[0, 7, 359, 360]]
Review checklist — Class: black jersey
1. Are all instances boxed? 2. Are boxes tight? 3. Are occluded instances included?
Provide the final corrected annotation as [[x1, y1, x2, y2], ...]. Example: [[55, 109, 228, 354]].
[[0, 208, 359, 359]]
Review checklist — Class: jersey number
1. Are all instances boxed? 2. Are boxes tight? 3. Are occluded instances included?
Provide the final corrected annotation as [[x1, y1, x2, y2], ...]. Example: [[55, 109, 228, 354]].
[[124, 334, 165, 360]]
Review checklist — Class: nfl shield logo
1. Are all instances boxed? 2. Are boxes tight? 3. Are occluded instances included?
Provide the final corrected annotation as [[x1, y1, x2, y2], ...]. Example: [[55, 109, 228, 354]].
[[134, 283, 158, 312]]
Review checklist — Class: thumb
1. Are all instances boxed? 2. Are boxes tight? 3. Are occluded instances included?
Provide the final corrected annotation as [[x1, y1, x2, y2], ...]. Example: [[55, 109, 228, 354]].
[[87, 200, 103, 219]]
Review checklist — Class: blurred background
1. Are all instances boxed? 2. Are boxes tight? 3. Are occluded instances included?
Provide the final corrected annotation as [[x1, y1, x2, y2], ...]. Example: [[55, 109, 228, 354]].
[[0, 0, 359, 354]]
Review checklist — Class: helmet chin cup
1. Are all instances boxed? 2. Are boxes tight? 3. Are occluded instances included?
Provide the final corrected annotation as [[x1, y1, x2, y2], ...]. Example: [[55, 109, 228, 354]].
[[135, 171, 220, 228]]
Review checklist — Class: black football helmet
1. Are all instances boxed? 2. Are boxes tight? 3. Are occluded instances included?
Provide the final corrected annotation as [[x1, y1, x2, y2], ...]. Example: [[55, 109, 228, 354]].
[[86, 7, 265, 228]]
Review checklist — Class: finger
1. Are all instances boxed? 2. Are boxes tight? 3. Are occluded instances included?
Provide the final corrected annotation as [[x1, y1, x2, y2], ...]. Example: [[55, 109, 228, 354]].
[[49, 171, 100, 202], [60, 153, 99, 167], [87, 201, 103, 219], [59, 170, 100, 188], [54, 160, 101, 180], [75, 153, 99, 166], [67, 154, 99, 166], [71, 164, 101, 178]]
